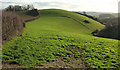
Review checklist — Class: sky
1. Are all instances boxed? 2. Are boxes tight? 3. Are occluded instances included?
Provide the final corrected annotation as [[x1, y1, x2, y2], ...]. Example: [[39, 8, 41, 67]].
[[0, 0, 119, 13]]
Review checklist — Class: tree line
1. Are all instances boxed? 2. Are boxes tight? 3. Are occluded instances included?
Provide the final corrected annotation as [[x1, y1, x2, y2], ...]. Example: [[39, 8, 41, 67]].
[[5, 5, 35, 11]]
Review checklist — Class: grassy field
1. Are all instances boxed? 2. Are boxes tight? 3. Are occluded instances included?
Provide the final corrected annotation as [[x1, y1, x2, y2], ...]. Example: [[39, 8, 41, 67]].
[[2, 9, 119, 68]]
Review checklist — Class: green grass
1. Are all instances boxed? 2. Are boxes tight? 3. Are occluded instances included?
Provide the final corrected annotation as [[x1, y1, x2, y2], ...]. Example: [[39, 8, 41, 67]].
[[2, 9, 119, 68], [38, 9, 104, 34]]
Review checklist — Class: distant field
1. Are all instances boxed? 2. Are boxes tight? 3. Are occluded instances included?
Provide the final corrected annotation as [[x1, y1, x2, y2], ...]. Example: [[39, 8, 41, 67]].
[[15, 11, 34, 19], [14, 10, 39, 21], [2, 9, 119, 68]]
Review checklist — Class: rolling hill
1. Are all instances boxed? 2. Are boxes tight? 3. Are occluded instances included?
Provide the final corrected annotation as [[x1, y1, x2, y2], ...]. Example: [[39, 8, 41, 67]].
[[2, 9, 119, 68], [27, 9, 104, 35]]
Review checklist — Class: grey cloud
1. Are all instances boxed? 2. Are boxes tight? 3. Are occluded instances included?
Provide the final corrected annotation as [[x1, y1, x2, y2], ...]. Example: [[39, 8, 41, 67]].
[[33, 2, 80, 11], [0, 1, 81, 11], [0, 1, 26, 9]]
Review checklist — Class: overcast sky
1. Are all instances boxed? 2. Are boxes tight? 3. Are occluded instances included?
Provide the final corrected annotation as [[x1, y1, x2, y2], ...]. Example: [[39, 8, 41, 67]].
[[0, 0, 119, 13]]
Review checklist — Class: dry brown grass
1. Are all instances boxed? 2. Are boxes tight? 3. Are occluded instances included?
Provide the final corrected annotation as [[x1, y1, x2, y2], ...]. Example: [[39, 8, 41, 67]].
[[2, 11, 25, 44]]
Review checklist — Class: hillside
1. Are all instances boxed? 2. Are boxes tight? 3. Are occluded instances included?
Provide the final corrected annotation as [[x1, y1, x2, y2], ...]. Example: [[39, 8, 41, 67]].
[[31, 9, 104, 34], [2, 9, 119, 68], [99, 17, 119, 25], [96, 15, 119, 40]]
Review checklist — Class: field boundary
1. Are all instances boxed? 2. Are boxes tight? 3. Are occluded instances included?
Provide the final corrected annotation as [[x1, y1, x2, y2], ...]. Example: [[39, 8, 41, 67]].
[[24, 9, 40, 22]]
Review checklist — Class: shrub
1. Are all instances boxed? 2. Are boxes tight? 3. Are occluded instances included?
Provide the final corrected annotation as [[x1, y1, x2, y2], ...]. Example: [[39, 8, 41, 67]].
[[2, 11, 25, 44]]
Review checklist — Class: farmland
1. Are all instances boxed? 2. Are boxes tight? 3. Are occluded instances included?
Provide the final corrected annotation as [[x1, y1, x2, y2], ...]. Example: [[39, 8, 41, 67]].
[[2, 9, 119, 68]]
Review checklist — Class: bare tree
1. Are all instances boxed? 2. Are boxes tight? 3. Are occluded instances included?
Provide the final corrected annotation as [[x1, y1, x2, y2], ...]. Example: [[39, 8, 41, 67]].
[[26, 5, 34, 10]]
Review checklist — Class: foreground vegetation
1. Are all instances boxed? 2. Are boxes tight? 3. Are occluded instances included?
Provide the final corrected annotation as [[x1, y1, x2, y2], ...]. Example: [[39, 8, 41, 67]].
[[2, 9, 119, 68]]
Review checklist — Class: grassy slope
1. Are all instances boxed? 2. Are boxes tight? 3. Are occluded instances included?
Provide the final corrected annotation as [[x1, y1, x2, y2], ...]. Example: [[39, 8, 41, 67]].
[[36, 9, 104, 34], [3, 9, 119, 68]]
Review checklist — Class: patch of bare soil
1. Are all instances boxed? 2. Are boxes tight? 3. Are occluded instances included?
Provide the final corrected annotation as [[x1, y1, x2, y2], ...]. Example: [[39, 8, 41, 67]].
[[36, 56, 87, 68], [2, 62, 21, 68]]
